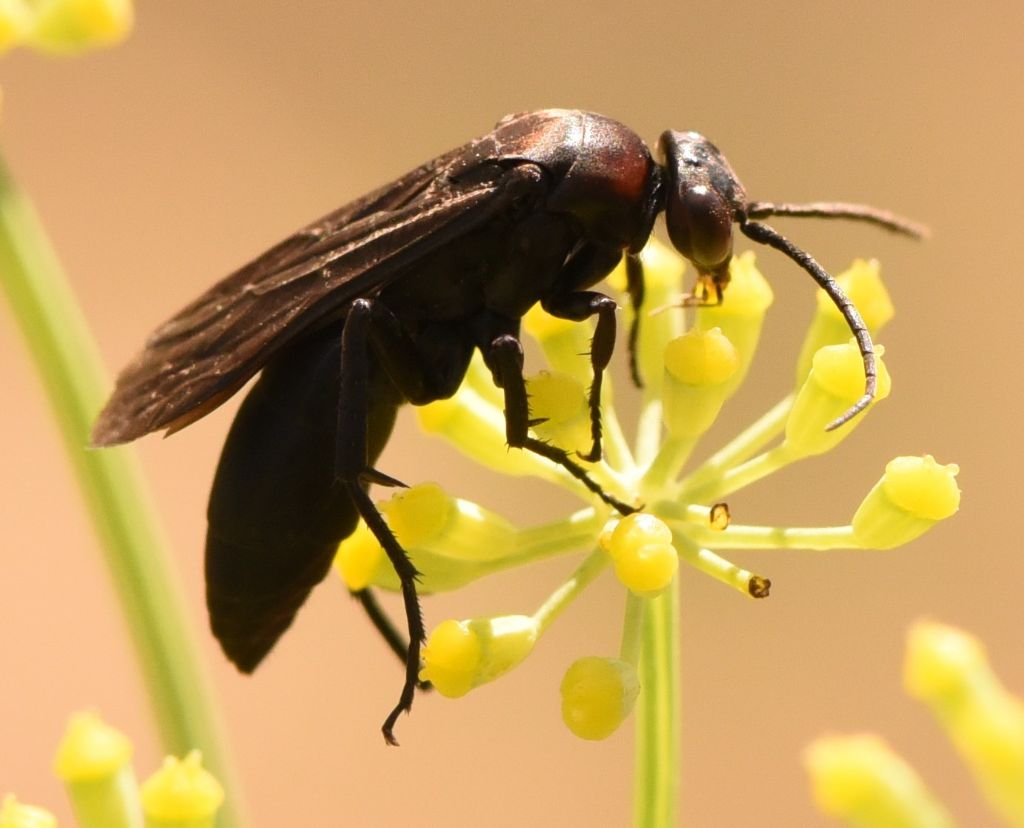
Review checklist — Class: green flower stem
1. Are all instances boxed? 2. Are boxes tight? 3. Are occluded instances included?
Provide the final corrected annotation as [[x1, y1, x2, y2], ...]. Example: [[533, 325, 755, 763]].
[[680, 442, 794, 503], [643, 436, 698, 492], [461, 509, 606, 581], [0, 156, 244, 828], [634, 578, 680, 828], [674, 534, 768, 597], [600, 403, 636, 475], [533, 549, 608, 632], [634, 399, 665, 469], [678, 394, 793, 494], [657, 503, 725, 527], [619, 592, 645, 667], [511, 508, 604, 559], [683, 524, 858, 550]]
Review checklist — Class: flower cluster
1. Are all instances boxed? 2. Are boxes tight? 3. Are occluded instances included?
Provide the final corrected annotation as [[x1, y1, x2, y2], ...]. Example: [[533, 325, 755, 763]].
[[1, 712, 224, 828], [806, 620, 1024, 827], [335, 238, 960, 741], [0, 0, 131, 55]]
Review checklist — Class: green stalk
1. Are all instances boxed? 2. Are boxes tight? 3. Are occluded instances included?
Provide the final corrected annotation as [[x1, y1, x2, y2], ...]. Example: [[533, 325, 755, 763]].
[[633, 584, 680, 827], [677, 394, 793, 495], [0, 155, 245, 827]]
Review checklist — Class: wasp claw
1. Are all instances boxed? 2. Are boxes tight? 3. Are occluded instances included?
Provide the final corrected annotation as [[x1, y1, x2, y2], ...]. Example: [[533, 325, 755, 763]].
[[361, 467, 409, 488]]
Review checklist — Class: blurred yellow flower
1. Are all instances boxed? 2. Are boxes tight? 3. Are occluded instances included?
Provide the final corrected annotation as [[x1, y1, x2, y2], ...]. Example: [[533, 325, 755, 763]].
[[806, 621, 1023, 827], [0, 0, 131, 55]]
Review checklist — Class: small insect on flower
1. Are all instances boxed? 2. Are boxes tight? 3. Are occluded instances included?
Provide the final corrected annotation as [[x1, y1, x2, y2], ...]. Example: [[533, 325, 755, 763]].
[[92, 109, 924, 744]]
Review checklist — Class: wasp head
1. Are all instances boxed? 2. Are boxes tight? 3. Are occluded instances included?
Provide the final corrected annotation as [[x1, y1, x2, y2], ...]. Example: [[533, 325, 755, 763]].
[[659, 130, 748, 294]]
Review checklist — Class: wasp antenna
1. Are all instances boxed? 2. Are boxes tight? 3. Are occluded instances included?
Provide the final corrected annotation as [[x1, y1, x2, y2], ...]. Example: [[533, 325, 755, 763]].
[[739, 219, 876, 430], [746, 201, 929, 240]]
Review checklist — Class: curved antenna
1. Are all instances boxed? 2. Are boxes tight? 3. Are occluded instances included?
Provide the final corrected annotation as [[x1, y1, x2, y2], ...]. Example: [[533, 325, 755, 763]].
[[746, 201, 929, 239], [739, 219, 875, 430]]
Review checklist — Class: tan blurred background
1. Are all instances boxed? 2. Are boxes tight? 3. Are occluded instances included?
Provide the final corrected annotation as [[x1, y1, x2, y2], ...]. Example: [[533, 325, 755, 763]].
[[2, 1, 1021, 825]]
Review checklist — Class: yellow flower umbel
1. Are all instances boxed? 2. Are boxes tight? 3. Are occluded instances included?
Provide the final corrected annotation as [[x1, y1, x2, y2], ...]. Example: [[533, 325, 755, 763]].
[[0, 0, 132, 54], [334, 238, 956, 822], [49, 715, 230, 828], [806, 621, 1022, 828]]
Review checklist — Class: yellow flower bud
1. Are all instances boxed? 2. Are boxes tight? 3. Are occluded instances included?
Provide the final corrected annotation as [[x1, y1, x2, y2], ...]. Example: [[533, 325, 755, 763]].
[[382, 482, 454, 549], [522, 304, 594, 384], [607, 238, 687, 396], [797, 260, 894, 385], [904, 620, 985, 702], [603, 513, 678, 596], [784, 341, 891, 457], [389, 484, 516, 590], [852, 456, 961, 549], [695, 251, 774, 393], [385, 483, 516, 561], [603, 513, 673, 559], [612, 542, 678, 597], [560, 657, 640, 740], [526, 371, 592, 455], [29, 0, 132, 54], [337, 485, 518, 594], [420, 615, 539, 698], [54, 711, 133, 781], [419, 619, 480, 698], [140, 751, 223, 828], [664, 328, 738, 386], [818, 260, 895, 329], [904, 621, 1024, 825], [0, 795, 57, 828], [53, 711, 140, 828], [417, 385, 561, 481], [0, 0, 33, 52], [334, 521, 384, 591], [662, 328, 739, 438], [804, 734, 954, 828], [606, 237, 685, 295]]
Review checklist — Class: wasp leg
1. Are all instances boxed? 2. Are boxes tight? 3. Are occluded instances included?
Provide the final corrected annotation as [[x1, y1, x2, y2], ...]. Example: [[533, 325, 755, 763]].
[[485, 329, 635, 516], [541, 244, 623, 464], [338, 297, 473, 744], [336, 298, 426, 746], [352, 588, 432, 691], [624, 252, 646, 388]]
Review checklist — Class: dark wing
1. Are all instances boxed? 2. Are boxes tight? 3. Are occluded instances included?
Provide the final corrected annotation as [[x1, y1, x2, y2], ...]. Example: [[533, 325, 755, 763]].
[[92, 152, 517, 446]]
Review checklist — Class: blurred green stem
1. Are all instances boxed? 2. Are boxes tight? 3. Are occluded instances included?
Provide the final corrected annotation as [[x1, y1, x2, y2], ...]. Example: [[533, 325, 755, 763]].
[[0, 154, 244, 827]]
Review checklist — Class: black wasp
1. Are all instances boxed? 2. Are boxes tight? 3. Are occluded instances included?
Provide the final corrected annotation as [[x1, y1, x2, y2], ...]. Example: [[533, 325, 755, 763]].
[[93, 109, 924, 744]]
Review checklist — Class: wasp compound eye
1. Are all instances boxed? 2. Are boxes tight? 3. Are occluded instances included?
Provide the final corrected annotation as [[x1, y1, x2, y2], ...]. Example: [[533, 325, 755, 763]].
[[665, 183, 734, 276]]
